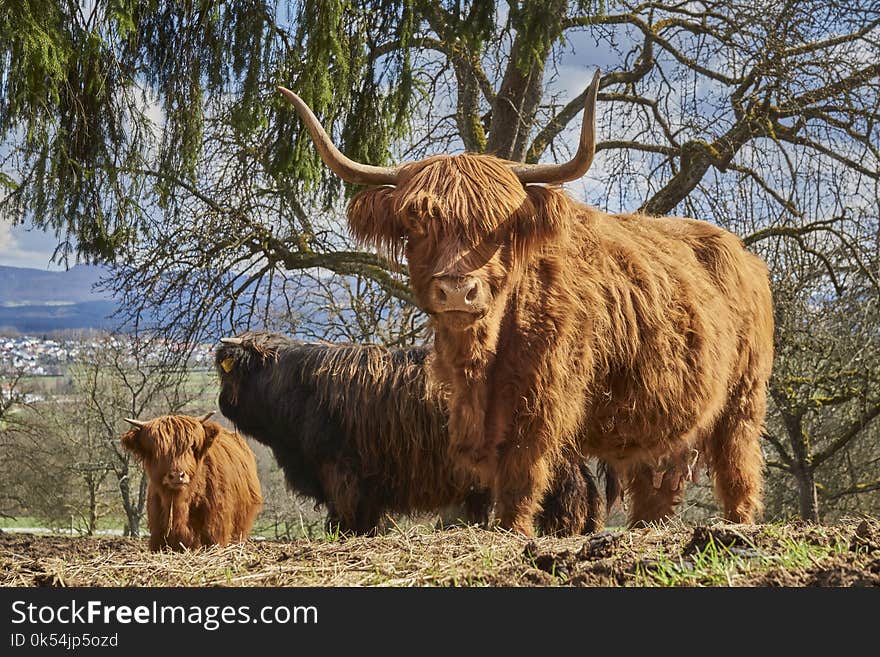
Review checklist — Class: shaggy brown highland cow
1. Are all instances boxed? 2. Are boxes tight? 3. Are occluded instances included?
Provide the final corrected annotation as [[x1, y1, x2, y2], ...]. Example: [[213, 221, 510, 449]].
[[120, 413, 262, 551], [279, 69, 774, 535], [215, 332, 606, 535]]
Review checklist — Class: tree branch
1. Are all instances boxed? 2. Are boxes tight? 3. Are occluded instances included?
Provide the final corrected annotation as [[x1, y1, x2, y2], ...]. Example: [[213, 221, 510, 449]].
[[812, 403, 880, 467], [819, 479, 880, 502]]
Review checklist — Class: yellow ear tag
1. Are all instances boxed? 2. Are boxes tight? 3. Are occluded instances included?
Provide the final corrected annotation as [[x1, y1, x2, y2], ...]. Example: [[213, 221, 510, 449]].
[[221, 358, 235, 373]]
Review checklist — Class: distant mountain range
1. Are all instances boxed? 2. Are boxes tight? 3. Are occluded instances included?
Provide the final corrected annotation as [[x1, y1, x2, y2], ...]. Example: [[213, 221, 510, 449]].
[[0, 265, 118, 333]]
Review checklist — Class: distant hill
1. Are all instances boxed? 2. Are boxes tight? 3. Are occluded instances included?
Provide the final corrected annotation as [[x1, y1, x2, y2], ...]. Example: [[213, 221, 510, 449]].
[[0, 265, 118, 333], [0, 264, 112, 305]]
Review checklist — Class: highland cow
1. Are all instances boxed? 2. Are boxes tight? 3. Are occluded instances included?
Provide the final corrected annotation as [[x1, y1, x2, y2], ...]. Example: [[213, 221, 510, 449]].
[[121, 413, 262, 551], [279, 69, 775, 535], [215, 331, 605, 535]]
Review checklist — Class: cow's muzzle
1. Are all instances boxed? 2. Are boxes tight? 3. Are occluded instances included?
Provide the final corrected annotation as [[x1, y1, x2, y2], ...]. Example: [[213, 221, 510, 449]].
[[430, 275, 488, 316], [163, 471, 190, 489]]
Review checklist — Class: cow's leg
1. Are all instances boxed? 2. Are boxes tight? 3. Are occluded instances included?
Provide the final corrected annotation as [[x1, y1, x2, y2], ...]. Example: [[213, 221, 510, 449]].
[[706, 378, 765, 524], [463, 487, 492, 525], [624, 461, 686, 527], [436, 487, 492, 529], [208, 505, 234, 547], [233, 501, 261, 543], [320, 462, 364, 535], [353, 495, 384, 535], [579, 463, 604, 534], [493, 447, 552, 537], [537, 459, 604, 536]]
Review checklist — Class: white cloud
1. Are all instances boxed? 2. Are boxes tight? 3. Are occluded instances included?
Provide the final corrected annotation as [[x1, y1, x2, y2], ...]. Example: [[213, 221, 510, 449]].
[[0, 217, 62, 270]]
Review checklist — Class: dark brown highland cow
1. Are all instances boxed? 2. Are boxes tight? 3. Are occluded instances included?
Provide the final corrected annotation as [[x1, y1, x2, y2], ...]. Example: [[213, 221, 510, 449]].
[[215, 331, 606, 535], [121, 413, 262, 551], [279, 69, 775, 535]]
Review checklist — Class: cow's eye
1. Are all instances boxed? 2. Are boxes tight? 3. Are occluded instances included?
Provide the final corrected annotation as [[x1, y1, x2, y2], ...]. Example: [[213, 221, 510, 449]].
[[400, 211, 426, 237]]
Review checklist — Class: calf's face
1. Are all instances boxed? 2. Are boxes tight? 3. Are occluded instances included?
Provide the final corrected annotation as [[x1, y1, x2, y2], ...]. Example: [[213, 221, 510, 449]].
[[120, 416, 218, 492]]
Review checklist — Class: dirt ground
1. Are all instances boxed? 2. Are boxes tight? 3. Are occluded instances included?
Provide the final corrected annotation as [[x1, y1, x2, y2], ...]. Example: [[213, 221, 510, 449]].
[[2, 517, 878, 587]]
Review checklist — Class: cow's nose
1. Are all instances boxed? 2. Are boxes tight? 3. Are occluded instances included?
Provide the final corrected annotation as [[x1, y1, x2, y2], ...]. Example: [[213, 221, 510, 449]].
[[431, 276, 485, 312]]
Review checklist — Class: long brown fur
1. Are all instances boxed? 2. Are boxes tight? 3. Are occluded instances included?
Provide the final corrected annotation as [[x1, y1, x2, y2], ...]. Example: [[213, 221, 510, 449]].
[[216, 333, 608, 535], [347, 153, 774, 535], [120, 415, 263, 551]]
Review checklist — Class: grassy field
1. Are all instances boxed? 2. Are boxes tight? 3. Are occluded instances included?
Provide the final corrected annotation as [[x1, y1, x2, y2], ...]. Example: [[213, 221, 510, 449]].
[[2, 517, 877, 587]]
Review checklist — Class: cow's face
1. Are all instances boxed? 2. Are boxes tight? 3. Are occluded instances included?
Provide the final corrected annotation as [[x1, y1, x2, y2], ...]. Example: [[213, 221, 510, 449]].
[[121, 416, 218, 492], [403, 207, 509, 331], [348, 154, 572, 332], [215, 332, 283, 414]]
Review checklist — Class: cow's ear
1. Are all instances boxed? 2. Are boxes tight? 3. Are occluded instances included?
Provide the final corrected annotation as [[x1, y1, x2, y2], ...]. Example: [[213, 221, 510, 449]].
[[120, 428, 147, 459], [347, 186, 406, 261], [198, 420, 220, 457], [512, 185, 574, 261]]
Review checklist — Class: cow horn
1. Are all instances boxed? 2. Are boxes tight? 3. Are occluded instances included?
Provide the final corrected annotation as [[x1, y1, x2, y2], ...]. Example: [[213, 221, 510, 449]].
[[508, 69, 601, 184], [220, 337, 243, 345], [198, 411, 216, 423], [277, 87, 400, 186], [123, 418, 146, 428]]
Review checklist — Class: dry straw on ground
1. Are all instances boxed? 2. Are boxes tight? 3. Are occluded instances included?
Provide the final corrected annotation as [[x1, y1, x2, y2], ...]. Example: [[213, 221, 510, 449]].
[[2, 518, 878, 587]]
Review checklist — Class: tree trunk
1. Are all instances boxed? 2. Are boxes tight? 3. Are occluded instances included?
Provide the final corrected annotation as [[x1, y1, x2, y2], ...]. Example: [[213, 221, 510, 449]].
[[125, 507, 140, 538], [486, 40, 547, 159], [87, 482, 97, 536], [117, 461, 136, 537], [133, 473, 148, 538], [794, 467, 820, 522], [782, 412, 820, 522], [484, 0, 565, 160]]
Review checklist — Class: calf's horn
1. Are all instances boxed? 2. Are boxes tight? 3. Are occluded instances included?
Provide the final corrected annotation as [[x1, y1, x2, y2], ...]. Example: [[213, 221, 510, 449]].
[[220, 337, 243, 345], [198, 411, 216, 423], [123, 418, 146, 428], [277, 87, 400, 186], [508, 69, 601, 184]]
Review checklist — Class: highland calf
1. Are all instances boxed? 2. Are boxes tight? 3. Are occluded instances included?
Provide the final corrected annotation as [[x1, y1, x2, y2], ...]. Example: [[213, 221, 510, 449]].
[[215, 332, 605, 535], [280, 69, 775, 534], [121, 413, 262, 551]]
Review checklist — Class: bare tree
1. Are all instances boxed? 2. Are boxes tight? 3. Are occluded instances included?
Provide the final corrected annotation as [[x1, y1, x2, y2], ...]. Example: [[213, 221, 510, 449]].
[[7, 398, 115, 534], [0, 367, 31, 518], [764, 251, 880, 521], [2, 2, 878, 517], [67, 334, 204, 536]]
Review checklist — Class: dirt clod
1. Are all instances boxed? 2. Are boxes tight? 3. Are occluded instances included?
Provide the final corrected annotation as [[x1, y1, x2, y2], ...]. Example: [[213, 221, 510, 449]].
[[578, 531, 620, 559], [685, 525, 753, 554], [853, 518, 878, 553]]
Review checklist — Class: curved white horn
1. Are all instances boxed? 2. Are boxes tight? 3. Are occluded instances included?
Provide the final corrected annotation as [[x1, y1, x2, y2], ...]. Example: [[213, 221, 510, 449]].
[[509, 69, 601, 184], [278, 86, 400, 186]]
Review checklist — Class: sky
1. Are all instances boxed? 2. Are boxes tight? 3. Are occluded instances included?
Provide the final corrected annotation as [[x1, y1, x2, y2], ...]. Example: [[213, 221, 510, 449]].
[[0, 217, 64, 271]]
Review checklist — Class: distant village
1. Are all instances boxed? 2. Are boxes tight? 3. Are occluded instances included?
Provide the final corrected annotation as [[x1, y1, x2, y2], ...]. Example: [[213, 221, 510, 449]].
[[0, 334, 217, 377]]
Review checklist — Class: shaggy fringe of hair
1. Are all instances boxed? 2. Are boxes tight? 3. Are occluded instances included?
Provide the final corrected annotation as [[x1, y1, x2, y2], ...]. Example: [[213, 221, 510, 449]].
[[121, 415, 262, 551], [123, 415, 214, 460], [348, 155, 574, 266]]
